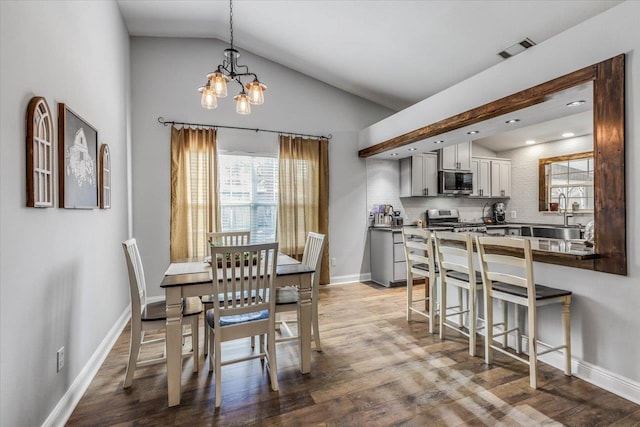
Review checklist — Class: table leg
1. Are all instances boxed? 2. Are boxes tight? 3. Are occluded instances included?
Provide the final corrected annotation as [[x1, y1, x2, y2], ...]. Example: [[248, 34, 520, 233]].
[[297, 272, 312, 374], [166, 287, 183, 406]]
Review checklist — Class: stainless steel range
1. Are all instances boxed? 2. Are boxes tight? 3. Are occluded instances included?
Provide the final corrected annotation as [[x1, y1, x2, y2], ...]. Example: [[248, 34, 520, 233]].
[[426, 208, 487, 233]]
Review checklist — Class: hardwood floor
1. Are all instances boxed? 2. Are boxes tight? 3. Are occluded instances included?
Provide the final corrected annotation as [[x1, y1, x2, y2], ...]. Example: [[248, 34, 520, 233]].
[[68, 282, 640, 426]]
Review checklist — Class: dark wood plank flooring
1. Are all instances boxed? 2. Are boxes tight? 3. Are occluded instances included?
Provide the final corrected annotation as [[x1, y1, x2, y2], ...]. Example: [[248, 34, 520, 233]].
[[67, 282, 640, 426]]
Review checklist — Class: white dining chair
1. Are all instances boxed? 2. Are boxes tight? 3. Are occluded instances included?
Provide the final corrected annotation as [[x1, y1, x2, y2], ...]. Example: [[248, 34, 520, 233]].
[[475, 235, 572, 388], [433, 231, 485, 356], [402, 227, 439, 333], [203, 230, 251, 355], [206, 242, 279, 408], [274, 232, 325, 351], [121, 238, 202, 388]]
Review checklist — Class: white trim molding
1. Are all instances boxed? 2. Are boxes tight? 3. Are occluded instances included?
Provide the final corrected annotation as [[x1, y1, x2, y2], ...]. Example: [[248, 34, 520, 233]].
[[42, 306, 131, 427], [329, 272, 371, 286]]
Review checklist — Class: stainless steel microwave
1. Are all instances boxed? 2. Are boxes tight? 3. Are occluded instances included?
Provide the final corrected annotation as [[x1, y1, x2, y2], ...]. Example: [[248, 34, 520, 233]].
[[439, 170, 473, 194]]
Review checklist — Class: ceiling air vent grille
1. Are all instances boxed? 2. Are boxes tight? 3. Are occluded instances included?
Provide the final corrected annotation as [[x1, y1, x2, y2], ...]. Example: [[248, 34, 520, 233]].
[[498, 38, 536, 59]]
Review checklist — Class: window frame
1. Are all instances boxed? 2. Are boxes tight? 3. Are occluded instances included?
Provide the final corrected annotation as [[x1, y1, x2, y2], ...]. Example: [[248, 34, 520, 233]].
[[538, 151, 594, 212]]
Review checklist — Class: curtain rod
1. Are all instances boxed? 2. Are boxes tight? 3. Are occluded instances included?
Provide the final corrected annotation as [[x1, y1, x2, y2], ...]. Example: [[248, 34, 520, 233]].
[[157, 117, 332, 140]]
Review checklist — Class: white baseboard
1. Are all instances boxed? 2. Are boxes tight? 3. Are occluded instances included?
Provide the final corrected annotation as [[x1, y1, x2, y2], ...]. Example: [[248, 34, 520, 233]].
[[507, 334, 640, 405], [329, 272, 371, 285], [42, 306, 131, 427]]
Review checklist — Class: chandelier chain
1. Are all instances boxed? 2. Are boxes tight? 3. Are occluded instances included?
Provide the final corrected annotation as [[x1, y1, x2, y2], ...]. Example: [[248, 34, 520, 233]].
[[229, 0, 234, 49]]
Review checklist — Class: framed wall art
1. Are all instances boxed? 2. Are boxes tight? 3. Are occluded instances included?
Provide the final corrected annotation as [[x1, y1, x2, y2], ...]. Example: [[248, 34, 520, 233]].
[[58, 103, 98, 209], [26, 96, 55, 207], [99, 143, 111, 209]]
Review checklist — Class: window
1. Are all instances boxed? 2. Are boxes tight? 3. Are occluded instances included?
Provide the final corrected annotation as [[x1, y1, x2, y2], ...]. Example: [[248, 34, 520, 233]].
[[539, 151, 594, 212], [218, 154, 278, 243]]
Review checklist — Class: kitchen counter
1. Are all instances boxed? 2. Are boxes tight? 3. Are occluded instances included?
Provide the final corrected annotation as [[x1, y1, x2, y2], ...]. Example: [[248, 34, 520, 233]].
[[370, 226, 598, 270]]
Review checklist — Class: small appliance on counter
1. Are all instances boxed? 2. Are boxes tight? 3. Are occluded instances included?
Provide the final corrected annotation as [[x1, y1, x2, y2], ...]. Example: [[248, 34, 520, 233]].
[[371, 204, 395, 227], [392, 210, 403, 226], [493, 202, 506, 224]]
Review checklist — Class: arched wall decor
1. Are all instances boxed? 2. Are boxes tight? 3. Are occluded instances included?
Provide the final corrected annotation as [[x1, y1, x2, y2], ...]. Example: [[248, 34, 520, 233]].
[[26, 96, 54, 207], [99, 143, 111, 209]]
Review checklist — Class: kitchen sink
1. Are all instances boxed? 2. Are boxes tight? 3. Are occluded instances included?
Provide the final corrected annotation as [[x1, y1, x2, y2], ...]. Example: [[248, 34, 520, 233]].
[[520, 225, 583, 240]]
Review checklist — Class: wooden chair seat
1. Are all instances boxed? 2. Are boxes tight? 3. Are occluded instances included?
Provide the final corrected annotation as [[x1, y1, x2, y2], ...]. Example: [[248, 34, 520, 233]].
[[445, 270, 483, 284], [413, 262, 439, 273], [492, 282, 572, 300], [141, 297, 202, 322]]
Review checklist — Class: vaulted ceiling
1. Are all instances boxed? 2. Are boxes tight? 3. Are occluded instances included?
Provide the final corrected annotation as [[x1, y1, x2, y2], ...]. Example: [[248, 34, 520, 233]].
[[117, 0, 620, 111]]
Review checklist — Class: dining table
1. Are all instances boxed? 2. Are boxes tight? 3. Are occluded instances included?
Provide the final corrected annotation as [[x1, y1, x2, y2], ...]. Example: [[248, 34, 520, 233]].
[[160, 252, 314, 407]]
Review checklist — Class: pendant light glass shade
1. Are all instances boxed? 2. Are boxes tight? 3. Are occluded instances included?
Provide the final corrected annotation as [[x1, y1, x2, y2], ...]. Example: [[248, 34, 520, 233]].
[[199, 84, 217, 109], [211, 72, 228, 98], [246, 80, 266, 105], [234, 92, 251, 115]]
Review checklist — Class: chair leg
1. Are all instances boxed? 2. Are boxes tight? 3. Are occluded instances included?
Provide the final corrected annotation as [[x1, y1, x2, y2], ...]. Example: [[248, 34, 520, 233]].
[[515, 305, 522, 354], [208, 327, 215, 372], [203, 302, 210, 356], [562, 298, 572, 376], [428, 277, 436, 334], [457, 287, 464, 327], [312, 298, 322, 352], [469, 287, 476, 357], [190, 315, 199, 373], [123, 321, 142, 388], [439, 280, 447, 339], [267, 331, 279, 392], [484, 290, 493, 365], [406, 271, 413, 321], [528, 304, 538, 389], [214, 336, 222, 408], [502, 300, 508, 349]]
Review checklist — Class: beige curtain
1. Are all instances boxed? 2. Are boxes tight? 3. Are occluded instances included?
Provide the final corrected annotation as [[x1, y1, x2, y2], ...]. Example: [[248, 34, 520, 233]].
[[170, 126, 220, 261], [277, 135, 330, 284]]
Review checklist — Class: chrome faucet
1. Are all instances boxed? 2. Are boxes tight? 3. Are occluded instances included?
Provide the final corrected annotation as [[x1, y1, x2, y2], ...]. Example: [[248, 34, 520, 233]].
[[558, 193, 573, 226]]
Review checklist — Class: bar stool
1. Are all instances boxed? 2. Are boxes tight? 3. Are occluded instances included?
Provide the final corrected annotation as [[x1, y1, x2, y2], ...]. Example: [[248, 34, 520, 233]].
[[433, 231, 484, 356], [475, 235, 572, 388], [402, 228, 439, 333]]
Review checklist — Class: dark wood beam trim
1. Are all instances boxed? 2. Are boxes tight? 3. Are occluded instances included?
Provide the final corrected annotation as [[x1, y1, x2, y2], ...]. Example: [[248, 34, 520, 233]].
[[593, 54, 626, 275], [359, 64, 597, 158]]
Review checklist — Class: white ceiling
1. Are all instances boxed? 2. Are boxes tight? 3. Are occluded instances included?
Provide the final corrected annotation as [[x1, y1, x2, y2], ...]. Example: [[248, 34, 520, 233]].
[[116, 0, 621, 111]]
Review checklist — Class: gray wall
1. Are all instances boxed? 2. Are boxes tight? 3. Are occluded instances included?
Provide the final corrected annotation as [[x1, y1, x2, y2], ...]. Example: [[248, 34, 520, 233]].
[[0, 1, 131, 426], [361, 0, 640, 399], [130, 36, 393, 294]]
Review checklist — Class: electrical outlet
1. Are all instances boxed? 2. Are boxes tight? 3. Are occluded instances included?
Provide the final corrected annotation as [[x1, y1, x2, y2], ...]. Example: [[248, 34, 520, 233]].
[[57, 347, 65, 372], [331, 257, 337, 267], [510, 210, 517, 219]]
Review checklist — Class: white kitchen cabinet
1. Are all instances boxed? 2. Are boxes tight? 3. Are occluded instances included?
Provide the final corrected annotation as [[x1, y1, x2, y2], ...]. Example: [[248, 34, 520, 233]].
[[439, 141, 472, 170], [399, 153, 438, 197], [471, 157, 491, 197], [491, 159, 511, 197], [370, 229, 406, 287]]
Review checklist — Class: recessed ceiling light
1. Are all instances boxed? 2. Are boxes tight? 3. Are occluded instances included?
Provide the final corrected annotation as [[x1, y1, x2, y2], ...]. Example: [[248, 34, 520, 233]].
[[566, 100, 586, 107], [505, 119, 520, 124], [390, 153, 399, 156], [433, 140, 444, 144], [562, 132, 575, 138], [408, 147, 417, 151], [467, 130, 479, 135], [525, 140, 536, 145]]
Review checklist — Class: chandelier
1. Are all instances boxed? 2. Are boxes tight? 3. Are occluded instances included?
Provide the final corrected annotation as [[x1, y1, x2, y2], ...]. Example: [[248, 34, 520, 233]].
[[198, 0, 266, 115]]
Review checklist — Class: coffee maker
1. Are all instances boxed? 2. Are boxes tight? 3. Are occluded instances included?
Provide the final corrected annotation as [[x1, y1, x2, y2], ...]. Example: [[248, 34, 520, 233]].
[[493, 202, 506, 224]]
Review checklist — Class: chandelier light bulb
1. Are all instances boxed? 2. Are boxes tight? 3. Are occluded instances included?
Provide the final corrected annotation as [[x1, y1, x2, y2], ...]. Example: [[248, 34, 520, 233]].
[[211, 72, 228, 98], [246, 80, 266, 105], [234, 92, 251, 115], [199, 84, 217, 109]]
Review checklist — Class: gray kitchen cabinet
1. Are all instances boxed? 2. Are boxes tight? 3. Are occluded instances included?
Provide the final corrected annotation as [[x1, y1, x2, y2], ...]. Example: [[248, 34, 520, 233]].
[[400, 153, 438, 197], [471, 157, 492, 197], [440, 141, 472, 170], [370, 229, 406, 287], [491, 159, 511, 197]]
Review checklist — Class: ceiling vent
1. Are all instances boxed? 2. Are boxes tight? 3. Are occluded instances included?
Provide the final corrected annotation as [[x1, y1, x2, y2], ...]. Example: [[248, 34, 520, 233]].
[[498, 38, 536, 59]]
